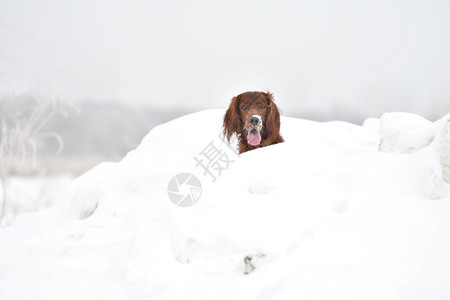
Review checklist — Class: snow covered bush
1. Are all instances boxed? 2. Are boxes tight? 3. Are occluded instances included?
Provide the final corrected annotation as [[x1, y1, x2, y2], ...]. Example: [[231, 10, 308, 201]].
[[0, 96, 67, 226]]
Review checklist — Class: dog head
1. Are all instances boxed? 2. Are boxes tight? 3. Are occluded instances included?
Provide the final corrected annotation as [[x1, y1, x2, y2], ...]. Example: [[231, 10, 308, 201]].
[[223, 91, 281, 147]]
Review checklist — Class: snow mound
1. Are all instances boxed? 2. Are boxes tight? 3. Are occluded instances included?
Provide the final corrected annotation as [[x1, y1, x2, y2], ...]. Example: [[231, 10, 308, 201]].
[[380, 112, 450, 199], [1, 109, 450, 300]]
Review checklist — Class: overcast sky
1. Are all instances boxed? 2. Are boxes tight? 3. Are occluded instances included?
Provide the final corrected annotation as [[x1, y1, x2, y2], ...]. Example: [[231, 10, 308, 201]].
[[1, 0, 450, 121]]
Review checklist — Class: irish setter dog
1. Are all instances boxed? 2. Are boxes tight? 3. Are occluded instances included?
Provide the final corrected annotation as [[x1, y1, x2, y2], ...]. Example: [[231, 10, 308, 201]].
[[223, 91, 284, 154]]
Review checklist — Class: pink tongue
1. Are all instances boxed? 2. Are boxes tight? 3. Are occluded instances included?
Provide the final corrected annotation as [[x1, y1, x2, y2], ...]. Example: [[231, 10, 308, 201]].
[[247, 130, 261, 146]]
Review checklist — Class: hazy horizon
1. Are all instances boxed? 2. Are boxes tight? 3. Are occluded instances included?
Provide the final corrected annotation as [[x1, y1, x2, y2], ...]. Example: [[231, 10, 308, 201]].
[[2, 1, 450, 175], [1, 0, 450, 121]]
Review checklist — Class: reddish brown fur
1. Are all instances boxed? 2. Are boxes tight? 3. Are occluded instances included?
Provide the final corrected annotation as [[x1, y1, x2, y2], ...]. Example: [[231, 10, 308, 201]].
[[223, 91, 284, 154]]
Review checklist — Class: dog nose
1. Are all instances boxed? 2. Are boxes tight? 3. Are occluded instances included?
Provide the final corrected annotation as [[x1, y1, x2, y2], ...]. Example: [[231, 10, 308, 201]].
[[249, 116, 260, 126]]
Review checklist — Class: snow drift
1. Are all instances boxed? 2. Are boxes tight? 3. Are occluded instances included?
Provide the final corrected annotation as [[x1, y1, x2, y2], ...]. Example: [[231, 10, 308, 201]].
[[1, 110, 450, 300]]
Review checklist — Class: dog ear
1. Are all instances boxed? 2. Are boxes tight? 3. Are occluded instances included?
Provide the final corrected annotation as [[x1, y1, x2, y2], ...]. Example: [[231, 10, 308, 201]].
[[264, 92, 281, 138], [223, 95, 241, 142]]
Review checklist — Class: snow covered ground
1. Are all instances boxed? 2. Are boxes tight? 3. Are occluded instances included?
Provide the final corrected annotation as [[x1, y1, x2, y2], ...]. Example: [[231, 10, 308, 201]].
[[1, 110, 450, 299]]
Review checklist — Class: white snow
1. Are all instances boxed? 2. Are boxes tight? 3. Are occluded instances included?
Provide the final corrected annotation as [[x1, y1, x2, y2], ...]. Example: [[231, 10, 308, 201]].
[[1, 110, 450, 299]]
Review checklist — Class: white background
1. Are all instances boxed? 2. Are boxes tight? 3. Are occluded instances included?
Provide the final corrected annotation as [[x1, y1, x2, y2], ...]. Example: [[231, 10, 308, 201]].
[[1, 0, 450, 121]]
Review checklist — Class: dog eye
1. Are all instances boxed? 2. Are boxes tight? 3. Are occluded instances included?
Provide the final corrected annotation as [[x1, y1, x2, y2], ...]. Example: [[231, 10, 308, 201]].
[[259, 104, 266, 109], [242, 105, 248, 110]]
